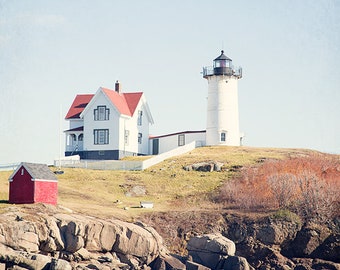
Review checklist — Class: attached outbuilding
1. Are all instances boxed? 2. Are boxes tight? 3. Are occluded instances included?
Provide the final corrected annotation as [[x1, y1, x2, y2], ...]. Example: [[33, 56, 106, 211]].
[[8, 162, 58, 205]]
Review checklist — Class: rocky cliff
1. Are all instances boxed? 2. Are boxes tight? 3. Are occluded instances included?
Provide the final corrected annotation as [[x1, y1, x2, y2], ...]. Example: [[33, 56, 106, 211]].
[[141, 211, 340, 270], [0, 204, 179, 269], [0, 204, 339, 270]]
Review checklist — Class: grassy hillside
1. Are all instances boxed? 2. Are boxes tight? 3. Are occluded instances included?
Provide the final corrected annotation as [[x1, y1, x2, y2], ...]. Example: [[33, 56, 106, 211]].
[[0, 146, 322, 220]]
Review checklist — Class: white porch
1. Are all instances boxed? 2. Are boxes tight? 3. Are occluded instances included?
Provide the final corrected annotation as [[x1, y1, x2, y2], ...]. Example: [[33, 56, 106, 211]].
[[65, 127, 84, 154]]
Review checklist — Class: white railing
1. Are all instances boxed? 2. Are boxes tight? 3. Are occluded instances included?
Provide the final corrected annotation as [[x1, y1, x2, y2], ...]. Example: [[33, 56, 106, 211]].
[[65, 144, 83, 152], [203, 66, 242, 78], [54, 155, 80, 167], [0, 163, 20, 171]]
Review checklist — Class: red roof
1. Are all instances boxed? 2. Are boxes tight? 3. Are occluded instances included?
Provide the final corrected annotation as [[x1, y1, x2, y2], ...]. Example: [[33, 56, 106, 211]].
[[65, 88, 143, 119], [65, 94, 94, 119], [102, 88, 143, 116]]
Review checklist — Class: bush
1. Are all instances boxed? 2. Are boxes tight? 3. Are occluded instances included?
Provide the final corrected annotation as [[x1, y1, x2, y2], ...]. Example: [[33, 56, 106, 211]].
[[267, 173, 299, 208], [295, 171, 338, 221], [218, 154, 340, 221]]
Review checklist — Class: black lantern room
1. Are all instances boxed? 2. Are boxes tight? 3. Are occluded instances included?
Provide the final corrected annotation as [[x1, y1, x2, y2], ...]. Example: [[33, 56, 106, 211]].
[[213, 50, 233, 76]]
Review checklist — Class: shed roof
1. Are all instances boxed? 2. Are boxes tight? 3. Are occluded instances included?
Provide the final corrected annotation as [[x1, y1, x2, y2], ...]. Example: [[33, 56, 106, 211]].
[[9, 162, 58, 181]]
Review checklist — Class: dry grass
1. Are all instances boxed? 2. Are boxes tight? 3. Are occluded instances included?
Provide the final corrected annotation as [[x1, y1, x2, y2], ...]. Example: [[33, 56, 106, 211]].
[[0, 146, 318, 220]]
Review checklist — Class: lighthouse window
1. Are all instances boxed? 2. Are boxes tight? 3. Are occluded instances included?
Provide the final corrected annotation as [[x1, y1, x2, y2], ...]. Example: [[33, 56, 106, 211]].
[[220, 132, 226, 142], [94, 106, 110, 121], [216, 60, 226, 68], [138, 133, 142, 144]]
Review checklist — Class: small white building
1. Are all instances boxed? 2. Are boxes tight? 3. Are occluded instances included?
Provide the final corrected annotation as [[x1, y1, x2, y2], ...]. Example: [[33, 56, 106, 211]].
[[65, 81, 154, 160], [149, 130, 206, 155]]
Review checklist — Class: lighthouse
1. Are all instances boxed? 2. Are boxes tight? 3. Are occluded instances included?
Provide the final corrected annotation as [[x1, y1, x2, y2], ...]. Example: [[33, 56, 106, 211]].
[[203, 50, 243, 146]]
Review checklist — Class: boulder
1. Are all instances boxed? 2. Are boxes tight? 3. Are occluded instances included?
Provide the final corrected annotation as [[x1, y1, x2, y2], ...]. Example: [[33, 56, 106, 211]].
[[183, 161, 224, 172], [256, 220, 301, 245], [186, 260, 211, 270], [99, 223, 117, 251], [18, 231, 39, 252], [113, 221, 159, 265], [151, 254, 186, 270], [0, 247, 71, 270], [290, 225, 331, 257], [0, 210, 171, 269], [311, 233, 340, 263], [49, 258, 72, 270], [187, 233, 236, 269], [220, 256, 251, 270], [292, 258, 340, 270]]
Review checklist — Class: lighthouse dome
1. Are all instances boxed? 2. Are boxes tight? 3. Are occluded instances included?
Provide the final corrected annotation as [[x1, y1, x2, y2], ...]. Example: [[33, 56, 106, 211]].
[[213, 50, 233, 75]]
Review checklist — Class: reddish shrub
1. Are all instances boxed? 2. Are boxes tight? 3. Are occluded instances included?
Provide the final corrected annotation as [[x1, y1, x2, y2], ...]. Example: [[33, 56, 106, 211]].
[[219, 154, 340, 220]]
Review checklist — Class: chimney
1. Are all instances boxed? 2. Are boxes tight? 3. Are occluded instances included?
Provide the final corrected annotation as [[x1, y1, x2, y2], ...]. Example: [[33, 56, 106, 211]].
[[115, 80, 121, 93]]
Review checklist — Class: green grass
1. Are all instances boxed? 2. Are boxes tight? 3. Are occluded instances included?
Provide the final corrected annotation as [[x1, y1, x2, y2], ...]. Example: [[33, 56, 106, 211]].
[[271, 209, 302, 225], [0, 146, 317, 220]]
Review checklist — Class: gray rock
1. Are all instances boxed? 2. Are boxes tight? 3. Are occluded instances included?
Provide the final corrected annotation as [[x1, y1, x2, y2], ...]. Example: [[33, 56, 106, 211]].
[[186, 260, 211, 270], [187, 233, 236, 269], [0, 250, 51, 270], [290, 226, 330, 257], [221, 256, 251, 270], [184, 161, 224, 172], [311, 233, 340, 263], [0, 210, 170, 269], [49, 258, 72, 270], [18, 232, 39, 252]]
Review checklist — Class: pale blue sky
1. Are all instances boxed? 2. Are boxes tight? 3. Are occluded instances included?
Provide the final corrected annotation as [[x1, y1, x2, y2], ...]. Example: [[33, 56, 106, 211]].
[[0, 0, 339, 165]]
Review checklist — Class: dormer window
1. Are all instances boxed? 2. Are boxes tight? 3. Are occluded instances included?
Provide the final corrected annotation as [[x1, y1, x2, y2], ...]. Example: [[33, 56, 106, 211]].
[[94, 106, 110, 121]]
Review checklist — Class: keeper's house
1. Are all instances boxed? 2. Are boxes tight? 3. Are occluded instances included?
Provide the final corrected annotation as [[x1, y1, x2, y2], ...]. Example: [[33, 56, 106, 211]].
[[9, 162, 58, 205], [65, 81, 154, 160]]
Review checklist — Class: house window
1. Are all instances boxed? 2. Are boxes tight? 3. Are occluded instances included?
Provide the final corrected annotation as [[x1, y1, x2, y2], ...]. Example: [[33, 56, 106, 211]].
[[221, 132, 226, 142], [21, 169, 24, 176], [178, 134, 185, 146], [137, 110, 143, 126], [124, 130, 129, 145], [138, 133, 142, 144], [94, 106, 110, 121], [94, 129, 109, 144]]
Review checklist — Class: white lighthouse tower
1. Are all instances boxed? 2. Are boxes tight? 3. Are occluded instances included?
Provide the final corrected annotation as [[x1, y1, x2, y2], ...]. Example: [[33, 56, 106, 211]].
[[203, 50, 243, 146]]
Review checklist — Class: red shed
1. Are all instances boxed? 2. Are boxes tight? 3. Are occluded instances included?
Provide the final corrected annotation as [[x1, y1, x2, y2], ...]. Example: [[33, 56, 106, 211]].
[[8, 162, 58, 205]]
